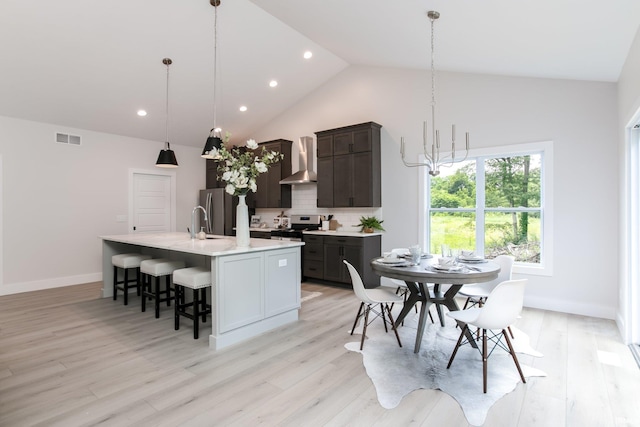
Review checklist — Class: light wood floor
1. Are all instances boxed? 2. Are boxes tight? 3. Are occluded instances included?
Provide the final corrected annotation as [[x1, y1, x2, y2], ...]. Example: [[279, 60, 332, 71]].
[[1, 282, 639, 426]]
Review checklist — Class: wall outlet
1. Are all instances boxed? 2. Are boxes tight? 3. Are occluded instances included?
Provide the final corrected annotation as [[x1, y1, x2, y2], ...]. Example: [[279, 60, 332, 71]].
[[278, 259, 287, 267]]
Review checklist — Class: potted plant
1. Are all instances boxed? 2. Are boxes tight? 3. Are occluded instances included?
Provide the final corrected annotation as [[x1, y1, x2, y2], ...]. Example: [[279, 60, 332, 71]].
[[357, 216, 385, 233]]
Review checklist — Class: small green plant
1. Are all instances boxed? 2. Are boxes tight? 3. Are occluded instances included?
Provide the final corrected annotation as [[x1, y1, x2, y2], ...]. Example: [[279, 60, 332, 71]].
[[357, 216, 385, 232]]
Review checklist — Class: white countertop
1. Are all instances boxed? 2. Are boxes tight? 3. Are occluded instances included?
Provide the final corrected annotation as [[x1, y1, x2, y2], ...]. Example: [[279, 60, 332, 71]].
[[100, 232, 303, 257], [303, 230, 382, 237]]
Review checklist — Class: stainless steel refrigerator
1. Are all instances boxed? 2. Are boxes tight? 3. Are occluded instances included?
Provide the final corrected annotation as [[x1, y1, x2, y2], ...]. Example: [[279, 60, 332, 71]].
[[198, 188, 255, 236], [198, 188, 233, 236]]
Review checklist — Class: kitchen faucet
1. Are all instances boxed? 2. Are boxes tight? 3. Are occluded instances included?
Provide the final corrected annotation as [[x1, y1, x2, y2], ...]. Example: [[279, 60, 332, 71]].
[[191, 206, 208, 239]]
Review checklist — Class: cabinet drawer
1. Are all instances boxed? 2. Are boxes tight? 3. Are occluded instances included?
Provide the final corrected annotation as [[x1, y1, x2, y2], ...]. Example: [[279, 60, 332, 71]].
[[303, 235, 324, 244], [323, 236, 363, 247], [303, 260, 324, 279], [303, 243, 323, 261]]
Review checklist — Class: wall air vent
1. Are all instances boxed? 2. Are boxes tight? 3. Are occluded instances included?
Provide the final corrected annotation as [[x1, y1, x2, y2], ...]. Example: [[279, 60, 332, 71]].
[[56, 132, 82, 145]]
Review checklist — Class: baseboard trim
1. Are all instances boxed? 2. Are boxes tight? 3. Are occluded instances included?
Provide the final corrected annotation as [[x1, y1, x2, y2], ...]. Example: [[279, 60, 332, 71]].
[[0, 272, 102, 296], [524, 294, 616, 320]]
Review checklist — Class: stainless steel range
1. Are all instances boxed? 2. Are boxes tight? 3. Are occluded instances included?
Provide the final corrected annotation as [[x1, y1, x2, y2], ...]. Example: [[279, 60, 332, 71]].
[[270, 214, 321, 241]]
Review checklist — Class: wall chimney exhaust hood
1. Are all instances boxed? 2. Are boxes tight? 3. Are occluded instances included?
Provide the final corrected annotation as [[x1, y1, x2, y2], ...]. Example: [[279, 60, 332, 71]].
[[280, 136, 317, 185]]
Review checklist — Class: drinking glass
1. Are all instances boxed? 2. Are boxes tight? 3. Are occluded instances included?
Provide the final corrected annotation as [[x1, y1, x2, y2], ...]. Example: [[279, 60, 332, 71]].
[[409, 245, 421, 265]]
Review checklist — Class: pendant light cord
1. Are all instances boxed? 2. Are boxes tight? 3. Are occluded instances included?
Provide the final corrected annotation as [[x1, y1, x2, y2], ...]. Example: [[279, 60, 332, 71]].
[[212, 3, 218, 132], [165, 59, 170, 148]]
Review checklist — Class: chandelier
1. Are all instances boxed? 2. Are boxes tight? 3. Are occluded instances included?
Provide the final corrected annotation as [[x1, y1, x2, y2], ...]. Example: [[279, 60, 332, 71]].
[[400, 11, 469, 176], [156, 57, 179, 168], [202, 0, 223, 158]]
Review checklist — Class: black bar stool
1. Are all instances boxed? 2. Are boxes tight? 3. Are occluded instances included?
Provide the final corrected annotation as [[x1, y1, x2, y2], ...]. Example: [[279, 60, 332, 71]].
[[140, 258, 186, 318], [112, 253, 152, 305], [172, 267, 212, 339]]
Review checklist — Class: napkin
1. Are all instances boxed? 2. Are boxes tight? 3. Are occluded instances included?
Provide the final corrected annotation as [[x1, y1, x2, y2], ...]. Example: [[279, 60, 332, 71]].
[[438, 257, 456, 266], [460, 250, 483, 260]]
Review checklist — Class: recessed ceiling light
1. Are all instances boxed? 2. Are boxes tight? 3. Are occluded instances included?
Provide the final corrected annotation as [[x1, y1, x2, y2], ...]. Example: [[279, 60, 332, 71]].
[[239, 106, 247, 112], [137, 110, 147, 117], [269, 80, 278, 88], [303, 51, 313, 59]]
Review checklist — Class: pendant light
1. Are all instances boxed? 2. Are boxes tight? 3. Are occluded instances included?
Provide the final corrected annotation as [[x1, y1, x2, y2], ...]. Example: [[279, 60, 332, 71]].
[[202, 0, 223, 158], [400, 11, 469, 176], [156, 57, 179, 168]]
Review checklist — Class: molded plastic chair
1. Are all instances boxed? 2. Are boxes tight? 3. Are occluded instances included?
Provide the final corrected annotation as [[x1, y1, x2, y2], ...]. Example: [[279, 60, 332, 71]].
[[344, 260, 403, 350], [446, 278, 528, 393], [459, 255, 515, 309]]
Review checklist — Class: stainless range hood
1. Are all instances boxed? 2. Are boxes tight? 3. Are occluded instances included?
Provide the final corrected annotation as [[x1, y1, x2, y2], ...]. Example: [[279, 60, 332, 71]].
[[280, 136, 317, 185]]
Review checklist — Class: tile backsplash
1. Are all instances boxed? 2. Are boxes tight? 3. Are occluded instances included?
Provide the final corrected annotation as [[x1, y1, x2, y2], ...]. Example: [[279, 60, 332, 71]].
[[255, 185, 382, 231]]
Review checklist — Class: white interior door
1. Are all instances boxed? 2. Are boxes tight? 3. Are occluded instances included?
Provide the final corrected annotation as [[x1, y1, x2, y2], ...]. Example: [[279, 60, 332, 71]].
[[130, 171, 174, 233]]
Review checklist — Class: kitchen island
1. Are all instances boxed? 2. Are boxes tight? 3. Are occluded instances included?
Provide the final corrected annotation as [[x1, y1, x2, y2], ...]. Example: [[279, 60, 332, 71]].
[[100, 232, 303, 350]]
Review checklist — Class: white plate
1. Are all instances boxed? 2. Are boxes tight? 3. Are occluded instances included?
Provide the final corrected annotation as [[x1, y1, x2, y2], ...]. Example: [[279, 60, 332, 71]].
[[401, 253, 431, 259], [431, 264, 463, 272], [459, 257, 486, 263], [378, 258, 406, 265]]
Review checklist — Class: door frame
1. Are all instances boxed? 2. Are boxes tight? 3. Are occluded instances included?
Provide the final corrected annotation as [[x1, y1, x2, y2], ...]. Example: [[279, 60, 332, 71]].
[[622, 114, 640, 346], [128, 168, 177, 233]]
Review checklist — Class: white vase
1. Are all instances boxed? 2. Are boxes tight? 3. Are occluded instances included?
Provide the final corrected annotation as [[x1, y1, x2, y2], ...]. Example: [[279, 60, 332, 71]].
[[235, 194, 250, 247]]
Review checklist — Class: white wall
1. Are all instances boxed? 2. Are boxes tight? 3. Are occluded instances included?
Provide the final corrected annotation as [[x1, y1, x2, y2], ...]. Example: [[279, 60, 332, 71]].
[[0, 115, 204, 295], [253, 65, 619, 319]]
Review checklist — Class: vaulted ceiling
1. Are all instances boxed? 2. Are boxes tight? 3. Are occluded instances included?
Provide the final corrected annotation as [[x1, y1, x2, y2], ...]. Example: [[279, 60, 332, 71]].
[[1, 0, 638, 147]]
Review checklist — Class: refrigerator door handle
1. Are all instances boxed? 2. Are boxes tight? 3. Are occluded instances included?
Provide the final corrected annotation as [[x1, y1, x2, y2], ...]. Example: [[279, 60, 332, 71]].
[[206, 192, 213, 234]]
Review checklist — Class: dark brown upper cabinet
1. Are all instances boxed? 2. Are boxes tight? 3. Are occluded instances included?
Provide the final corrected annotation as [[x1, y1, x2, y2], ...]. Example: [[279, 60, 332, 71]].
[[254, 139, 292, 209], [315, 122, 382, 208]]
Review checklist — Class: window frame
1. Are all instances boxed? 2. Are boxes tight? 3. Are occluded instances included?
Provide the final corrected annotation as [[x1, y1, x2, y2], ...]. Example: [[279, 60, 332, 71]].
[[420, 140, 554, 276]]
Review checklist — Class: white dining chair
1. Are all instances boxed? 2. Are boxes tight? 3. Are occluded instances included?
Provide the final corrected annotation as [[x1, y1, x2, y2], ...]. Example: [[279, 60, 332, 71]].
[[344, 260, 403, 350], [459, 255, 515, 309], [446, 278, 528, 393]]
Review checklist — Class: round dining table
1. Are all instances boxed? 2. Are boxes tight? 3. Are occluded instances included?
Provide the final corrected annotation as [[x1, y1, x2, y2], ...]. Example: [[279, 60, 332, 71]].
[[370, 256, 500, 353]]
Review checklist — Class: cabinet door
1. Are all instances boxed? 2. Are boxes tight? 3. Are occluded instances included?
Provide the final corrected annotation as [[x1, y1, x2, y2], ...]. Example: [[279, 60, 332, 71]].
[[352, 128, 372, 153], [317, 156, 334, 207], [206, 159, 223, 189], [254, 171, 269, 208], [333, 132, 353, 155], [333, 154, 353, 207], [352, 151, 373, 207], [342, 245, 364, 282], [267, 161, 283, 207], [264, 249, 300, 317], [323, 243, 344, 283], [316, 135, 333, 158]]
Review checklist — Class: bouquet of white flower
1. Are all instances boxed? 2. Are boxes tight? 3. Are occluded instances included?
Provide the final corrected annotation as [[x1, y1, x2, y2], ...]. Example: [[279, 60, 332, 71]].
[[209, 138, 284, 196]]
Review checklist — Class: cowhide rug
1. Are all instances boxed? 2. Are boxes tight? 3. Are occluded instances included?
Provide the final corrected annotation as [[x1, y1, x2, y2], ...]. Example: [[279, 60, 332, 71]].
[[345, 308, 546, 426]]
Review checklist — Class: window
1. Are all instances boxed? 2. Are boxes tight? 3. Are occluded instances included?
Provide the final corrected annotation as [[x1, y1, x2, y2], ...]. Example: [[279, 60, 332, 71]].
[[423, 141, 553, 276]]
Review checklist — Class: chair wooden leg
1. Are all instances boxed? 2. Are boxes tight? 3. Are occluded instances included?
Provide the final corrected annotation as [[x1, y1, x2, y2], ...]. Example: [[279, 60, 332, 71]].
[[380, 303, 389, 332], [482, 329, 488, 393], [503, 329, 526, 384], [351, 302, 365, 335], [384, 303, 402, 348], [508, 325, 515, 339], [174, 285, 181, 330], [123, 268, 130, 306], [136, 267, 141, 296], [360, 305, 370, 351], [463, 297, 471, 309], [447, 324, 469, 369]]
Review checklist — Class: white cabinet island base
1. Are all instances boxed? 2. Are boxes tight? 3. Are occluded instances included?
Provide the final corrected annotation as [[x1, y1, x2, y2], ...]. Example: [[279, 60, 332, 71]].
[[100, 232, 303, 350]]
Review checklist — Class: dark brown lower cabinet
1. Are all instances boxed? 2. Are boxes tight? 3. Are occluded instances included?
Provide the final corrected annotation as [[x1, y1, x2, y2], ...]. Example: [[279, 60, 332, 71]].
[[303, 234, 380, 288]]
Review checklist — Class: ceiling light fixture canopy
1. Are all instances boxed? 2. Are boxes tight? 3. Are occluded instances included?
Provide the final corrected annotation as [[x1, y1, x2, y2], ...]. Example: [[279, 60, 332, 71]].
[[400, 11, 469, 176], [156, 57, 179, 168], [202, 0, 223, 158]]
